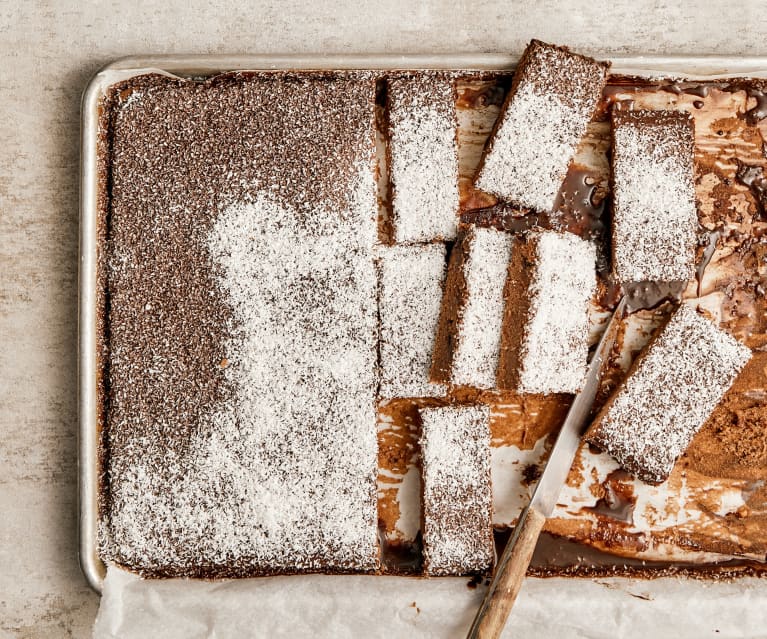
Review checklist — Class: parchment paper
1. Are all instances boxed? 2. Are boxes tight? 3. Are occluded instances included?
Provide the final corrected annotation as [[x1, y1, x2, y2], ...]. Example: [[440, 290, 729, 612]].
[[93, 567, 767, 638]]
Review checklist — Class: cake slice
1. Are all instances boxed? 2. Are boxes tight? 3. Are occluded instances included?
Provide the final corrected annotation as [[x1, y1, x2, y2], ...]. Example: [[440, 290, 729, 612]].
[[430, 226, 513, 389], [475, 40, 610, 212], [498, 230, 596, 394], [378, 244, 447, 398], [586, 304, 751, 484], [387, 75, 460, 243], [419, 405, 494, 576], [611, 109, 698, 283]]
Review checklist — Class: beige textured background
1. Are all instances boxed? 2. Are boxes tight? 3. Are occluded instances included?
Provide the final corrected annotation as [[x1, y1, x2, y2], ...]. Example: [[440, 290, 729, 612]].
[[3, 1, 767, 636]]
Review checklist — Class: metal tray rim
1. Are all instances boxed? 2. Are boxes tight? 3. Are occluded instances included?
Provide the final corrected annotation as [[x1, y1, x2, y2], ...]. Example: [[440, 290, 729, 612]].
[[79, 53, 767, 595]]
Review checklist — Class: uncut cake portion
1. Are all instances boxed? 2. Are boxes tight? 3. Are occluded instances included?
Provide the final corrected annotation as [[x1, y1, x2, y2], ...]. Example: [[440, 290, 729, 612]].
[[419, 405, 494, 576], [611, 109, 698, 283], [475, 39, 609, 211], [498, 230, 596, 394], [101, 73, 380, 576], [586, 304, 751, 484], [430, 226, 513, 389], [387, 75, 460, 243], [378, 244, 447, 399]]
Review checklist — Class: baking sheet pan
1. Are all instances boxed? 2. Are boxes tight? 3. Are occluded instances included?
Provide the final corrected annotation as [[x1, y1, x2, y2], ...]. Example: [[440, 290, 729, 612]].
[[80, 53, 767, 594]]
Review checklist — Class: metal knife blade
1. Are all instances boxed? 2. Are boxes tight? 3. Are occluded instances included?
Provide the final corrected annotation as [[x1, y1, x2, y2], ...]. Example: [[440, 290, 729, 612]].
[[529, 296, 627, 517]]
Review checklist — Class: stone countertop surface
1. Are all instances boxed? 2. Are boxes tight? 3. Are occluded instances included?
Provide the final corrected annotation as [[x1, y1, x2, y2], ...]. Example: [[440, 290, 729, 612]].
[[3, 1, 767, 637]]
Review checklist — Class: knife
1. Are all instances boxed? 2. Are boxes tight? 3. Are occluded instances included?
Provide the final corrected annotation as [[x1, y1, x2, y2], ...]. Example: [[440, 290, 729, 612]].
[[466, 296, 627, 639]]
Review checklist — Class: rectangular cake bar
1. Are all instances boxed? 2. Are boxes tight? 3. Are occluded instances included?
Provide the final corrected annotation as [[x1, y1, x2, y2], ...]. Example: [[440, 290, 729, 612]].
[[611, 109, 698, 283], [419, 405, 494, 576], [498, 230, 596, 394], [586, 304, 751, 484], [387, 75, 460, 243], [378, 244, 447, 398], [430, 226, 513, 389], [475, 39, 610, 212], [103, 73, 381, 576]]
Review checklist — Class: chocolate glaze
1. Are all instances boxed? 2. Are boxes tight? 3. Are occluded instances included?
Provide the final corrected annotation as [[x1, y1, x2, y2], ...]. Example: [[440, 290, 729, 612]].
[[596, 85, 638, 120], [585, 470, 636, 525], [521, 463, 543, 486], [735, 159, 767, 219], [623, 280, 687, 312], [455, 80, 510, 110], [466, 573, 486, 589], [379, 532, 423, 574], [552, 167, 609, 242], [462, 167, 607, 241], [743, 88, 767, 125], [661, 81, 711, 99]]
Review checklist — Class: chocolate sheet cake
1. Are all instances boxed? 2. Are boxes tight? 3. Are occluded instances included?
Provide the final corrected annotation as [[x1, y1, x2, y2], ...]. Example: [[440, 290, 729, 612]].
[[586, 304, 751, 484], [387, 75, 460, 243], [430, 226, 513, 389], [101, 73, 381, 576], [419, 405, 494, 576], [611, 109, 698, 283], [96, 63, 767, 582], [378, 244, 447, 398], [497, 230, 596, 394], [474, 40, 609, 212]]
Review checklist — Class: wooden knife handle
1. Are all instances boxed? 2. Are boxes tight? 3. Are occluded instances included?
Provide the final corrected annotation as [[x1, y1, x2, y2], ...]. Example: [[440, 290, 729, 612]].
[[467, 505, 546, 639]]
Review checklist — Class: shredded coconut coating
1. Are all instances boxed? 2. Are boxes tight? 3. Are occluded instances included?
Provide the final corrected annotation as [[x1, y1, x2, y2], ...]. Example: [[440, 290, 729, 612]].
[[419, 405, 494, 576], [587, 304, 752, 484], [107, 170, 381, 573], [452, 227, 514, 388], [611, 110, 698, 283], [378, 244, 447, 398], [103, 74, 381, 575], [517, 231, 596, 394], [476, 40, 609, 212], [388, 76, 460, 242]]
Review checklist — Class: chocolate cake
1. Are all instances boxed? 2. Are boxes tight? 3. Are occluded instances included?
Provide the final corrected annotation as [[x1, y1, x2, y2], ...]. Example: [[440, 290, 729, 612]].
[[378, 244, 447, 398], [419, 405, 494, 576], [430, 226, 513, 389], [611, 109, 698, 283], [100, 72, 381, 576], [474, 40, 609, 212], [387, 75, 460, 243], [586, 304, 751, 484], [96, 64, 767, 581], [497, 230, 596, 394]]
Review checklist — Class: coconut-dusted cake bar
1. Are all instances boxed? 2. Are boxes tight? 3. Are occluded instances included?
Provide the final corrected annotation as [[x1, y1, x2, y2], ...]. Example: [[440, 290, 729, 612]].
[[498, 230, 596, 394], [102, 73, 380, 576], [586, 304, 751, 484], [611, 109, 698, 283], [378, 244, 447, 398], [387, 75, 460, 243], [475, 40, 609, 212], [430, 226, 513, 389], [419, 405, 494, 576]]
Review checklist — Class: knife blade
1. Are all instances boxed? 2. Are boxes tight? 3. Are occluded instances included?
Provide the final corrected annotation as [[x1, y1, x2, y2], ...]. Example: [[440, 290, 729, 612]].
[[467, 296, 626, 639], [529, 294, 627, 516]]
